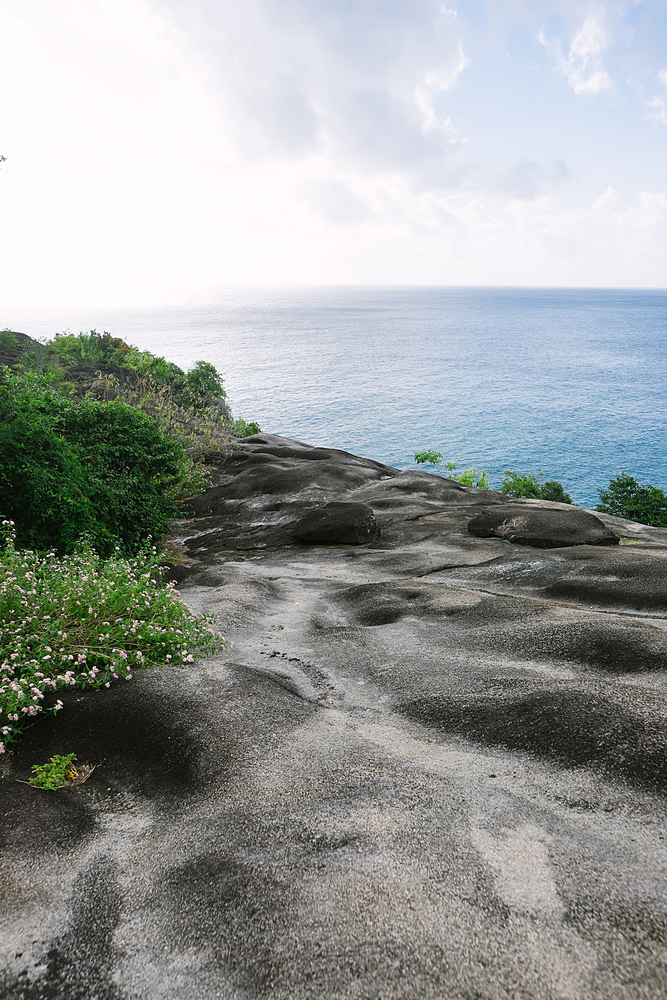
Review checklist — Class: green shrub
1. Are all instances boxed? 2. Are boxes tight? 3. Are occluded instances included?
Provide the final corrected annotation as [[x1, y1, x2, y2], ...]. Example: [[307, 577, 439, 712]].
[[500, 471, 573, 504], [443, 462, 490, 489], [0, 523, 229, 753], [233, 417, 261, 437], [0, 331, 18, 350], [120, 349, 226, 409], [29, 753, 77, 790], [0, 369, 198, 555], [540, 480, 573, 504], [49, 330, 131, 367], [182, 360, 226, 408], [414, 450, 443, 467], [121, 346, 186, 390], [595, 473, 667, 526], [414, 451, 489, 489]]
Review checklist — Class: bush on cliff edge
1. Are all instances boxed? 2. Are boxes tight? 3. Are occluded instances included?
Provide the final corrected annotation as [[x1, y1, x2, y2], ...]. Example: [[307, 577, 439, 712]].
[[0, 368, 206, 556], [596, 473, 667, 527]]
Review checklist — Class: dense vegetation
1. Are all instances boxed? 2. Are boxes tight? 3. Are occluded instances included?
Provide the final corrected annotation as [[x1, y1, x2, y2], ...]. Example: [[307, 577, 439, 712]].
[[595, 473, 667, 527], [0, 331, 262, 555], [48, 330, 227, 409], [499, 471, 573, 504], [2, 328, 260, 441], [0, 369, 206, 555], [0, 328, 254, 752]]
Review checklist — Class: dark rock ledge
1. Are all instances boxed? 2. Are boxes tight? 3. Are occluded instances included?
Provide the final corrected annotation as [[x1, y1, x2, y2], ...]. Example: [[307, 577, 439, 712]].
[[2, 433, 667, 1000]]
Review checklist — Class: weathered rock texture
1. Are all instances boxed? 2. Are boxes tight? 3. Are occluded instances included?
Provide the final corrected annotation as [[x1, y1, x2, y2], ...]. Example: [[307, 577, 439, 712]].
[[2, 433, 667, 1000], [467, 502, 620, 548]]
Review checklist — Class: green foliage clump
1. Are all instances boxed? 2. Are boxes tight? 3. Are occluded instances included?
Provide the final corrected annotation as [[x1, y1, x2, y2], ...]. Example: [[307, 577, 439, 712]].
[[233, 418, 261, 437], [12, 330, 261, 459], [180, 360, 226, 408], [0, 368, 200, 555], [595, 473, 667, 526], [414, 451, 489, 489], [414, 450, 443, 466], [42, 332, 227, 414], [121, 346, 188, 388], [120, 349, 226, 409], [0, 331, 18, 350], [0, 522, 230, 753], [29, 753, 77, 790], [49, 330, 132, 367], [500, 471, 573, 504]]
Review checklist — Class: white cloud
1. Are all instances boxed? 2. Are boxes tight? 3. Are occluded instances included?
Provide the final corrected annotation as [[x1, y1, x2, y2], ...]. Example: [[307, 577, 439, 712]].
[[646, 95, 667, 125], [1, 0, 667, 303], [539, 13, 612, 95], [299, 178, 375, 227], [592, 186, 618, 211], [153, 0, 469, 185], [491, 160, 569, 200], [647, 69, 667, 123]]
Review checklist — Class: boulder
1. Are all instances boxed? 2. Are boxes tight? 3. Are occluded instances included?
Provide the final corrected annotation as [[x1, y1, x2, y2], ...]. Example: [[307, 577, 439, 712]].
[[291, 501, 380, 544], [467, 503, 619, 548]]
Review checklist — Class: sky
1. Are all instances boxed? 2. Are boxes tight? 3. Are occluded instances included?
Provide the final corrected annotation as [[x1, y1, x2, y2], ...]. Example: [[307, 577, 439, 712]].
[[1, 0, 667, 305]]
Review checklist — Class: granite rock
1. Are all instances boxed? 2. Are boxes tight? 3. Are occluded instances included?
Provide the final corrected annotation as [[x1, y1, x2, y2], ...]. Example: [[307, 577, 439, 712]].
[[467, 502, 619, 547], [2, 433, 667, 1000]]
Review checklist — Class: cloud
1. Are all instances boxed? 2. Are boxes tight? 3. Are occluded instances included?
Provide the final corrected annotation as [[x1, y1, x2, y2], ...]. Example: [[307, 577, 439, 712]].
[[646, 95, 667, 125], [645, 69, 667, 124], [152, 0, 468, 186], [2, 0, 667, 302], [592, 186, 618, 212], [299, 178, 375, 227], [539, 13, 613, 95], [491, 159, 569, 200]]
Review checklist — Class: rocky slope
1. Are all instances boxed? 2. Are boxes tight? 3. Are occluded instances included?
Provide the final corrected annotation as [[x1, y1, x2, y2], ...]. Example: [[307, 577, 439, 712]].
[[2, 434, 667, 999]]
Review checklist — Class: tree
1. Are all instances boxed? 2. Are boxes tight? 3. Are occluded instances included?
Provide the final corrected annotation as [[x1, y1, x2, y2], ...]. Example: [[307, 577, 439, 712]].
[[414, 451, 489, 489], [595, 473, 667, 527], [500, 471, 573, 504]]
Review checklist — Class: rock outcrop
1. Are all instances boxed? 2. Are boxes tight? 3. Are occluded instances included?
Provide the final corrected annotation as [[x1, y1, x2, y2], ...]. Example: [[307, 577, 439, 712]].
[[467, 501, 619, 547], [2, 433, 667, 1000]]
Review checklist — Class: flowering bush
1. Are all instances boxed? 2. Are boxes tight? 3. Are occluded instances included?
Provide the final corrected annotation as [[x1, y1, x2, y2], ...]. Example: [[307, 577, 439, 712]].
[[0, 522, 230, 753]]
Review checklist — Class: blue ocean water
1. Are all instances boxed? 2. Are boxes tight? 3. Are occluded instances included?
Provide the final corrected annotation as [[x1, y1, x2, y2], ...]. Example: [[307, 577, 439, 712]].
[[7, 286, 667, 507]]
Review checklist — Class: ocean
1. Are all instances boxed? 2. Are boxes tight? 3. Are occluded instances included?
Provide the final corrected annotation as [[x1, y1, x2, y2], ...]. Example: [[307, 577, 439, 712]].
[[6, 286, 666, 508]]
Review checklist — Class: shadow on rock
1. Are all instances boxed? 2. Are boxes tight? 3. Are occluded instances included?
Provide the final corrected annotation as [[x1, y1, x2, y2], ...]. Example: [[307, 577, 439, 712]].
[[6, 678, 231, 801], [0, 781, 96, 856], [159, 850, 286, 992], [503, 619, 667, 674], [0, 855, 123, 1000], [400, 688, 667, 795]]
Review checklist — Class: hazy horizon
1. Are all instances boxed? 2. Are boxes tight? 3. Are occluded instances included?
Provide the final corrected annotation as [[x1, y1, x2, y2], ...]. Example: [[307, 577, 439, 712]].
[[1, 1, 667, 310]]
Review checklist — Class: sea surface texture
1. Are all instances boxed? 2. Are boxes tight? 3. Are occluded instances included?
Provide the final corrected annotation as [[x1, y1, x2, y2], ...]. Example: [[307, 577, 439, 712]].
[[10, 286, 667, 507]]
